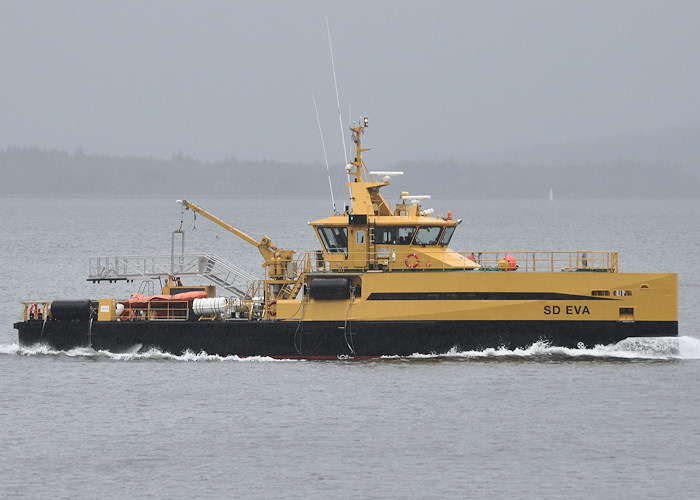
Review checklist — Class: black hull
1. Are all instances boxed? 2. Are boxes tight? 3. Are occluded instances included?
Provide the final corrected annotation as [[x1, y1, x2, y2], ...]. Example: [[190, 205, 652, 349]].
[[14, 319, 678, 358]]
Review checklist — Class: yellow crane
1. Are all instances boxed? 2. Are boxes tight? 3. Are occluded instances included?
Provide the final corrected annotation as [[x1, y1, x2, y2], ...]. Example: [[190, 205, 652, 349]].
[[176, 199, 296, 281]]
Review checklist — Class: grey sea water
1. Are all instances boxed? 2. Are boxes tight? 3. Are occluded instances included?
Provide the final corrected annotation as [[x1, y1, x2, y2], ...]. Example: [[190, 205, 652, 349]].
[[1, 196, 699, 498]]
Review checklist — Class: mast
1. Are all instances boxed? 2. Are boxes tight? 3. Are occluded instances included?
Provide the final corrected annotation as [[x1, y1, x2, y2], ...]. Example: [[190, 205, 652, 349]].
[[347, 117, 371, 184]]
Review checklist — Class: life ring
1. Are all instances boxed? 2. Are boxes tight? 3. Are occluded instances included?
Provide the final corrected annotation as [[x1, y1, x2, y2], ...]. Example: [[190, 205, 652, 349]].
[[122, 308, 136, 321], [404, 253, 420, 268], [29, 302, 39, 319]]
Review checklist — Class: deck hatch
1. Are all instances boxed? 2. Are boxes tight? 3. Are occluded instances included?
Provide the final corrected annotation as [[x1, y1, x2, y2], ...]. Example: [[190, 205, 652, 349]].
[[619, 307, 635, 321]]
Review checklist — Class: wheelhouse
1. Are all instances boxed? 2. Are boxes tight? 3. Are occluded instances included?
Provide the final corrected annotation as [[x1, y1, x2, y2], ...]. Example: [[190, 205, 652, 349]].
[[308, 117, 474, 271], [315, 223, 456, 252]]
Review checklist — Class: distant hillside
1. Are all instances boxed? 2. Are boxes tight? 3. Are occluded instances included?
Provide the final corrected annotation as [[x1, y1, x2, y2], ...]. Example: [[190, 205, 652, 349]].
[[396, 160, 700, 199], [473, 122, 700, 175], [1, 146, 699, 199], [0, 147, 333, 198]]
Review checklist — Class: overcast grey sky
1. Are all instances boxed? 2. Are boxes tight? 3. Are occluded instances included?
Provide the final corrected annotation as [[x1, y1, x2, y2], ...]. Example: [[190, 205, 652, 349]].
[[2, 1, 699, 168]]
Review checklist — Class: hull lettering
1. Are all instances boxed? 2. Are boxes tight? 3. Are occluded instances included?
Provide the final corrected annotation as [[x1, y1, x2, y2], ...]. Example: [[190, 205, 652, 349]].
[[545, 305, 590, 315]]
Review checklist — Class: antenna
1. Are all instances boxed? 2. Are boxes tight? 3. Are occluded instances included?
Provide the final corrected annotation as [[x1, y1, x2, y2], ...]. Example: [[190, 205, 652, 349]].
[[313, 94, 336, 213], [326, 14, 352, 203]]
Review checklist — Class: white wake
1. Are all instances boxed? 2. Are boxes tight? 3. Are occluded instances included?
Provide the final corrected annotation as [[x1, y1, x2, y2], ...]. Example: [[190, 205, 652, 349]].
[[2, 336, 699, 361], [0, 342, 289, 362]]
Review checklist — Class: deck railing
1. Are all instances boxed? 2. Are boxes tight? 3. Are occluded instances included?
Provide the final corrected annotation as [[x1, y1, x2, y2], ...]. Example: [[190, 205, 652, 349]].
[[87, 253, 258, 298], [297, 250, 618, 273], [21, 301, 52, 322], [460, 251, 618, 273], [121, 301, 190, 321]]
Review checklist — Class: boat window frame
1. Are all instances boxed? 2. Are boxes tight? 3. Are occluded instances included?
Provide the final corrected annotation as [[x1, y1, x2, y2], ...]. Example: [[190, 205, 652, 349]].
[[414, 226, 444, 246], [374, 226, 417, 245], [317, 226, 349, 254], [439, 226, 456, 246]]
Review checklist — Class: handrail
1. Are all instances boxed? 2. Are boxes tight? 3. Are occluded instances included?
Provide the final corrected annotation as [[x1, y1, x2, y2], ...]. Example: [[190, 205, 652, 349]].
[[89, 253, 257, 280], [291, 250, 619, 273], [87, 253, 259, 298], [121, 300, 190, 321], [461, 251, 618, 273], [22, 301, 52, 322]]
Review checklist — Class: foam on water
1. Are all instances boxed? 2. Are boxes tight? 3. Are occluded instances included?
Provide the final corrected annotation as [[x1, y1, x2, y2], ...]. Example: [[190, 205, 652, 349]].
[[2, 336, 698, 362], [0, 342, 290, 362], [678, 335, 700, 359], [389, 336, 699, 362], [421, 336, 686, 361]]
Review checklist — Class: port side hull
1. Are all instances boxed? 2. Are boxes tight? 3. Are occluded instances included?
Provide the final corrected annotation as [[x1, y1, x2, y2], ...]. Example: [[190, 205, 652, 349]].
[[15, 319, 678, 358]]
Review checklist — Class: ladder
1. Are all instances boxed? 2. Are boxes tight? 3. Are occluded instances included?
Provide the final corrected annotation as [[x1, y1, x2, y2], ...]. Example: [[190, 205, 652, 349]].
[[368, 225, 377, 268]]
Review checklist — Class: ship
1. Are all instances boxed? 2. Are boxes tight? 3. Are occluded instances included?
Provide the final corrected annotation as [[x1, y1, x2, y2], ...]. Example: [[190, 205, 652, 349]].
[[14, 118, 678, 358]]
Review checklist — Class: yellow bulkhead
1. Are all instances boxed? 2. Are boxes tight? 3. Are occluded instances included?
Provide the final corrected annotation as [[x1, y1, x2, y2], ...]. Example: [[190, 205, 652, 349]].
[[97, 298, 118, 321], [273, 271, 677, 324]]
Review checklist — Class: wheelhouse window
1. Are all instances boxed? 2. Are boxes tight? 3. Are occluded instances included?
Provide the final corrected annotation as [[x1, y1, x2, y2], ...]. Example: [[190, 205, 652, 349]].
[[374, 226, 416, 245], [439, 226, 455, 245], [318, 227, 348, 253], [414, 226, 443, 246]]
